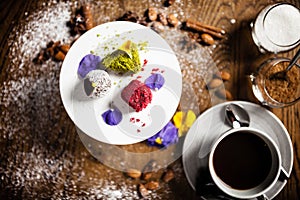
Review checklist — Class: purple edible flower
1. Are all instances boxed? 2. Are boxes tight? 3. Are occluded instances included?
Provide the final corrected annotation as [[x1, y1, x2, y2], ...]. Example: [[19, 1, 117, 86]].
[[144, 73, 165, 90], [78, 54, 101, 78], [102, 108, 122, 126], [147, 121, 178, 148]]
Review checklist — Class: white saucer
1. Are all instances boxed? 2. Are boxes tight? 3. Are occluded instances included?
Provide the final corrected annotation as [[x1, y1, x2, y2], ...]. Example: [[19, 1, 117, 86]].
[[60, 21, 182, 145], [182, 101, 293, 199]]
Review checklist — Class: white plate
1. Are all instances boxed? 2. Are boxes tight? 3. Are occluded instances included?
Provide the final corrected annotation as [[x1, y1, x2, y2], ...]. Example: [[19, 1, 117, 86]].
[[182, 101, 293, 199], [60, 21, 182, 145]]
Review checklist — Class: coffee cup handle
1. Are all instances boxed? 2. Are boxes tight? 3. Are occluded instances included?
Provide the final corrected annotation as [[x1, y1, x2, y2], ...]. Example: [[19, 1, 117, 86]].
[[257, 194, 269, 200], [278, 166, 289, 182], [257, 167, 289, 200]]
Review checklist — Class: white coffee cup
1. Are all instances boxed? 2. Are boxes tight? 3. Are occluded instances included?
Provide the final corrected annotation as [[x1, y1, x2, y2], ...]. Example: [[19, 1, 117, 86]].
[[208, 127, 284, 199]]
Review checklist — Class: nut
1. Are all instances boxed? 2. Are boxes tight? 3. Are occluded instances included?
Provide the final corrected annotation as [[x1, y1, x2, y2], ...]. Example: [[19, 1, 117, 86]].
[[46, 47, 55, 57], [220, 71, 231, 81], [142, 172, 153, 180], [201, 33, 215, 45], [167, 13, 179, 27], [147, 7, 157, 21], [145, 181, 160, 190], [215, 89, 233, 100], [82, 4, 94, 30], [214, 70, 231, 81], [59, 44, 70, 54], [151, 22, 165, 32], [162, 169, 174, 182], [207, 78, 223, 89], [138, 184, 149, 198], [54, 51, 65, 61], [158, 13, 168, 26], [138, 17, 148, 26], [225, 90, 233, 100], [126, 168, 141, 179], [164, 0, 175, 6], [118, 11, 140, 23], [52, 41, 61, 48], [168, 0, 175, 5]]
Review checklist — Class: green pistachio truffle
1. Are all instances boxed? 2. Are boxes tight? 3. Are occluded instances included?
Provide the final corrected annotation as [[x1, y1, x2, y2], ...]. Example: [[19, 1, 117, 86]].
[[102, 40, 141, 73]]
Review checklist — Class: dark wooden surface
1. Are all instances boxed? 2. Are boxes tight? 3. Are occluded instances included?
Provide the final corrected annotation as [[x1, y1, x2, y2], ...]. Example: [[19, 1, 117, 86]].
[[0, 0, 299, 199]]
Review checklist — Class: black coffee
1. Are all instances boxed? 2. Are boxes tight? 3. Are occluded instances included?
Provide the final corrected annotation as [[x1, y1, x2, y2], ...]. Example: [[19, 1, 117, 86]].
[[213, 131, 272, 190]]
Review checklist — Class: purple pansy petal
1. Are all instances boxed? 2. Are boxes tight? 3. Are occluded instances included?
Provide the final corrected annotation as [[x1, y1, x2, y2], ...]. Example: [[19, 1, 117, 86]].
[[78, 54, 101, 78], [161, 124, 178, 146], [144, 73, 165, 90], [147, 122, 178, 148], [102, 108, 122, 126], [147, 134, 157, 146]]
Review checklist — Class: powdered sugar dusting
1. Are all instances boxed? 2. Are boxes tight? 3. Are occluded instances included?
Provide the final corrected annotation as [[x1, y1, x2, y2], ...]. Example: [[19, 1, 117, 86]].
[[7, 1, 72, 78], [1, 0, 214, 198], [159, 27, 217, 114]]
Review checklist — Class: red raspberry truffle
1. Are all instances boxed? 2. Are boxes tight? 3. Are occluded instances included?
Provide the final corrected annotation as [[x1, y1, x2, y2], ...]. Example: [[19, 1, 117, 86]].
[[121, 80, 152, 112]]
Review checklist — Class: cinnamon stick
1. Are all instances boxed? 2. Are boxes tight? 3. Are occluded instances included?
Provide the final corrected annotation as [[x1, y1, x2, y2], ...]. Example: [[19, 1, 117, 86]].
[[186, 19, 225, 39], [188, 19, 225, 34]]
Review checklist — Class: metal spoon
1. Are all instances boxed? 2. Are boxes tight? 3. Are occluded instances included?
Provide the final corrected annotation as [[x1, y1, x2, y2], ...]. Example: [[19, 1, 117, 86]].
[[270, 48, 300, 82], [225, 104, 250, 128], [198, 103, 250, 159]]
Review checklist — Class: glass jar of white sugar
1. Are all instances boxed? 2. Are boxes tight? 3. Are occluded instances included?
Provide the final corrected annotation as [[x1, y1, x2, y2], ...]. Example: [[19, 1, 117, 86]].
[[251, 3, 300, 53]]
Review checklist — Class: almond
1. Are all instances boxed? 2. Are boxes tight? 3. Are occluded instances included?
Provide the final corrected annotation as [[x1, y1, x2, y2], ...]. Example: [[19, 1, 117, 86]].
[[225, 90, 233, 100], [162, 169, 175, 182], [142, 172, 153, 180], [215, 89, 233, 100], [126, 168, 141, 179], [220, 71, 231, 81], [151, 22, 164, 32], [59, 44, 70, 54], [82, 4, 94, 30], [145, 181, 160, 190], [208, 78, 223, 89], [201, 33, 214, 45], [54, 51, 65, 61], [138, 184, 149, 197], [147, 7, 157, 21], [166, 0, 175, 6], [46, 47, 55, 57], [167, 13, 179, 27], [158, 13, 168, 26]]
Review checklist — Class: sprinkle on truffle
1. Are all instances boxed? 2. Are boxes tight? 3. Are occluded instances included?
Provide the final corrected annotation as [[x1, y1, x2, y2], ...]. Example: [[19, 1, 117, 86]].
[[121, 80, 152, 112], [102, 40, 141, 73], [84, 70, 112, 98]]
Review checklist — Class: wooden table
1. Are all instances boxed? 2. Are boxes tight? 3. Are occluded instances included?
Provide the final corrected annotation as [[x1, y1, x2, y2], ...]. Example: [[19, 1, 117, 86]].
[[0, 0, 299, 199]]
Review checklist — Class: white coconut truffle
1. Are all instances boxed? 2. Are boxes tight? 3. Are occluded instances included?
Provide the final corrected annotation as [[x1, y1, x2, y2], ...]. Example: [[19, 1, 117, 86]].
[[84, 70, 112, 98]]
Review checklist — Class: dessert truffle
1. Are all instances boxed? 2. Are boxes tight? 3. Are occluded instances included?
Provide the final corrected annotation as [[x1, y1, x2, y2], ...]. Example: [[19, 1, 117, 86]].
[[84, 70, 112, 98], [102, 40, 141, 73], [121, 80, 152, 112]]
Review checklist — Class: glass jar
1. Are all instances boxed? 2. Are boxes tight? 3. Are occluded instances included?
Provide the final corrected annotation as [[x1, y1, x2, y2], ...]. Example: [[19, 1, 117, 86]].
[[250, 58, 300, 107], [251, 3, 300, 53]]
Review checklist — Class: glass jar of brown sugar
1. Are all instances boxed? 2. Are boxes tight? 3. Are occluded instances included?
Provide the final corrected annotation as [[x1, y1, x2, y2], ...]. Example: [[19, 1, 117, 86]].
[[250, 58, 300, 107]]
